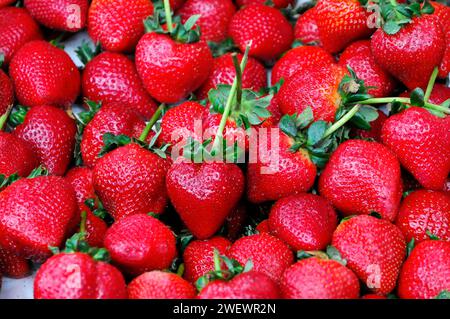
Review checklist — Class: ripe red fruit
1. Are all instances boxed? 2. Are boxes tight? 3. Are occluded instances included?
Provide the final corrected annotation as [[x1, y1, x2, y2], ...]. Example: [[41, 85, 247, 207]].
[[351, 110, 387, 142], [228, 4, 294, 62], [93, 144, 170, 220], [371, 15, 446, 90], [0, 247, 31, 278], [398, 240, 450, 299], [0, 132, 38, 178], [34, 252, 127, 299], [319, 140, 402, 221], [256, 220, 271, 234], [65, 167, 95, 205], [128, 271, 196, 299], [280, 258, 360, 299], [332, 215, 406, 295], [9, 41, 80, 108], [224, 204, 247, 241], [427, 83, 450, 105], [294, 8, 321, 45], [0, 0, 15, 7], [0, 7, 42, 65], [82, 207, 108, 248], [431, 2, 450, 79], [381, 107, 450, 191], [104, 214, 176, 275], [88, 0, 153, 52], [82, 52, 158, 119], [170, 0, 185, 10], [0, 70, 13, 116], [236, 0, 293, 9], [0, 176, 78, 262], [24, 0, 88, 32], [269, 194, 338, 251]]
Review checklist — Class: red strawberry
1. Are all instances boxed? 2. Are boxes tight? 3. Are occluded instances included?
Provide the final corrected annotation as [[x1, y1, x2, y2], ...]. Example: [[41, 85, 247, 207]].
[[371, 15, 446, 90], [178, 0, 236, 43], [0, 132, 38, 177], [294, 8, 321, 45], [315, 0, 372, 54], [281, 257, 360, 299], [198, 271, 280, 299], [255, 219, 271, 234], [34, 252, 127, 299], [427, 83, 450, 105], [319, 140, 403, 221], [0, 246, 31, 278], [0, 7, 42, 65], [228, 233, 294, 283], [259, 95, 282, 128], [351, 110, 387, 142], [381, 107, 450, 191], [235, 0, 294, 9], [128, 271, 196, 299], [398, 240, 450, 299], [65, 167, 95, 205], [396, 190, 450, 243], [93, 144, 170, 220], [24, 0, 88, 32], [431, 1, 450, 79], [361, 294, 387, 299], [166, 161, 244, 239], [88, 0, 153, 52], [81, 52, 158, 119], [183, 236, 231, 283], [0, 69, 13, 116], [0, 176, 78, 262], [14, 105, 76, 176], [77, 204, 108, 248], [332, 215, 406, 295], [9, 41, 80, 108], [224, 204, 247, 241], [228, 4, 294, 62], [0, 0, 15, 7], [170, 0, 185, 10], [269, 194, 337, 251]]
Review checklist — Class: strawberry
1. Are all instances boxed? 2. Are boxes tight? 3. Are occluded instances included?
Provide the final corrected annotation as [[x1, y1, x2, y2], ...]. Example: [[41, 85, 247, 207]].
[[81, 51, 158, 119], [83, 208, 108, 249], [24, 0, 88, 32], [104, 214, 176, 275], [14, 105, 76, 176], [0, 0, 15, 7], [166, 160, 245, 239], [235, 0, 294, 9], [177, 0, 236, 43], [0, 176, 78, 262], [319, 140, 403, 221], [332, 215, 406, 295], [269, 194, 337, 251], [294, 7, 321, 45], [431, 1, 450, 79], [351, 110, 387, 142], [170, 0, 185, 10], [361, 294, 387, 299], [381, 107, 450, 191], [427, 83, 450, 105], [0, 69, 13, 116], [88, 0, 153, 52], [65, 167, 95, 205], [398, 240, 450, 299], [128, 271, 196, 299], [224, 204, 247, 241], [9, 41, 80, 108], [396, 190, 450, 243], [315, 0, 372, 54], [280, 257, 360, 299], [0, 246, 31, 278], [255, 220, 271, 234], [228, 4, 294, 62], [0, 132, 38, 178], [0, 7, 42, 65]]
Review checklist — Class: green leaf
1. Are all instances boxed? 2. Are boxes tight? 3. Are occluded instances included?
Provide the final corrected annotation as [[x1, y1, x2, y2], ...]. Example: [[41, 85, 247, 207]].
[[207, 38, 237, 58], [426, 230, 440, 241], [75, 41, 101, 66], [183, 14, 200, 31], [422, 1, 435, 14], [27, 166, 48, 178], [435, 290, 450, 299], [306, 121, 328, 146], [8, 105, 29, 128], [208, 84, 232, 114], [296, 106, 314, 129], [296, 251, 313, 260], [0, 173, 19, 188], [279, 114, 298, 138], [383, 20, 401, 34], [410, 88, 425, 107], [406, 238, 415, 258], [369, 212, 382, 219], [326, 246, 347, 266], [98, 133, 132, 158]]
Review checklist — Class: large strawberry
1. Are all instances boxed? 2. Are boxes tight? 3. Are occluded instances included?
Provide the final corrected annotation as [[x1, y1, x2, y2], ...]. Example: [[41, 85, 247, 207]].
[[65, 167, 95, 205], [9, 41, 80, 108], [294, 7, 321, 45], [0, 132, 38, 178], [332, 215, 406, 295], [0, 68, 13, 116], [0, 246, 31, 278]]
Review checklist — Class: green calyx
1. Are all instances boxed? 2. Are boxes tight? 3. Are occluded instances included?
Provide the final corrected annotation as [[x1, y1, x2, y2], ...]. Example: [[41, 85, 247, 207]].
[[296, 246, 347, 266], [7, 105, 29, 128], [84, 198, 112, 222], [208, 38, 237, 58], [435, 290, 450, 299], [0, 53, 4, 68], [0, 166, 48, 189], [75, 41, 101, 66]]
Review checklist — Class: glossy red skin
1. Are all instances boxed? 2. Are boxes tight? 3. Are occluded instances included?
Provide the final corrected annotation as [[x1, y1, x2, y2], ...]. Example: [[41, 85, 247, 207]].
[[225, 204, 247, 241], [259, 95, 282, 128], [236, 0, 293, 9], [228, 233, 294, 283], [381, 107, 450, 191], [371, 15, 445, 90], [166, 161, 245, 239], [128, 271, 196, 299], [34, 253, 127, 299], [294, 8, 321, 45], [24, 0, 88, 32], [0, 132, 38, 177], [9, 41, 80, 108], [136, 33, 213, 104], [0, 7, 42, 65], [332, 215, 406, 295], [256, 220, 271, 234], [271, 46, 335, 85], [77, 204, 108, 248], [278, 64, 348, 122], [104, 214, 176, 275], [247, 128, 317, 204], [82, 52, 158, 119], [351, 110, 387, 142], [0, 176, 78, 262], [65, 167, 95, 205], [0, 70, 13, 116], [14, 105, 76, 176], [432, 2, 450, 78], [269, 194, 337, 251], [196, 53, 266, 99], [396, 190, 450, 243], [183, 236, 231, 283], [198, 271, 280, 299], [93, 144, 170, 220], [281, 258, 360, 299], [0, 246, 31, 278], [427, 83, 450, 105], [228, 4, 294, 62], [0, 0, 15, 7], [81, 103, 146, 168], [178, 0, 236, 43], [315, 0, 372, 54], [398, 240, 450, 299], [319, 140, 403, 221], [88, 0, 153, 52], [339, 40, 396, 98]]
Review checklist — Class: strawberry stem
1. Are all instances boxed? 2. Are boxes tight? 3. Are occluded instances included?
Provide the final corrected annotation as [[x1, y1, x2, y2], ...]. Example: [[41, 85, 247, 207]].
[[139, 104, 165, 142], [357, 97, 450, 114], [163, 0, 173, 33], [80, 210, 87, 235], [0, 105, 13, 131], [232, 54, 243, 111], [324, 104, 361, 138], [424, 67, 439, 102]]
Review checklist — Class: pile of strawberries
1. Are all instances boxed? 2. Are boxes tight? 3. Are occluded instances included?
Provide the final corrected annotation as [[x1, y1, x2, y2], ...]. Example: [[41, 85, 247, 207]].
[[0, 0, 449, 300]]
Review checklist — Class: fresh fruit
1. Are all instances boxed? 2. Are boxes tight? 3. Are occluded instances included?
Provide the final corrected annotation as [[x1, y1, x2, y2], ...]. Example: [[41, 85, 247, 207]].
[[351, 110, 387, 142], [235, 0, 293, 8], [294, 7, 321, 45], [82, 207, 108, 248], [0, 132, 38, 178], [0, 0, 15, 7], [0, 247, 31, 278], [65, 167, 95, 205], [0, 69, 13, 116]]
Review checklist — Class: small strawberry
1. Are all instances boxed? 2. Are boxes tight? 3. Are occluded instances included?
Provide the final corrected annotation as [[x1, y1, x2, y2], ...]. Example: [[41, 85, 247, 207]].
[[77, 203, 108, 248], [351, 110, 387, 142], [255, 220, 271, 234], [235, 0, 294, 9], [0, 68, 13, 116], [0, 246, 31, 278], [294, 7, 321, 45], [65, 167, 95, 205]]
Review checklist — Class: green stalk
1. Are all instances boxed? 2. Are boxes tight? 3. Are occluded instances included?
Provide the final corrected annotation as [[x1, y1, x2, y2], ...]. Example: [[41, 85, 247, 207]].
[[357, 97, 450, 115], [232, 54, 243, 110], [139, 104, 165, 142], [176, 263, 185, 277], [80, 210, 87, 234], [323, 105, 361, 138], [424, 67, 439, 102], [0, 105, 12, 131], [163, 0, 173, 33]]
